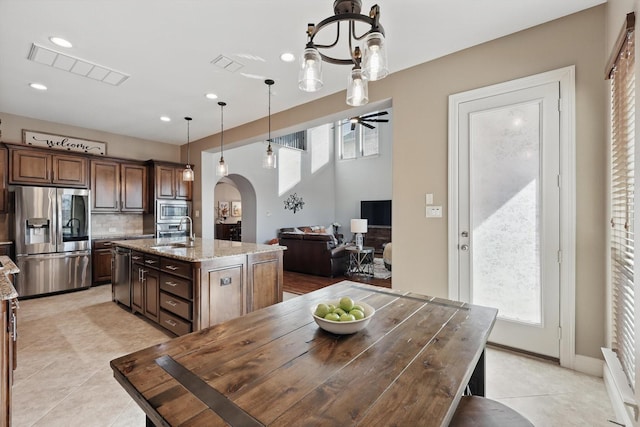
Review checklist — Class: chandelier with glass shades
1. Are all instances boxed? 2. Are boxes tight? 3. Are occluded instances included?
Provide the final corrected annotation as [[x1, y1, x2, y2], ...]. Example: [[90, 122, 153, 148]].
[[298, 0, 388, 106]]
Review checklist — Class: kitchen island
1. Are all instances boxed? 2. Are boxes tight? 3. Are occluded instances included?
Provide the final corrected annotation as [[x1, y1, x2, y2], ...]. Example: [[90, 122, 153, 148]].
[[111, 238, 285, 336], [0, 256, 19, 427]]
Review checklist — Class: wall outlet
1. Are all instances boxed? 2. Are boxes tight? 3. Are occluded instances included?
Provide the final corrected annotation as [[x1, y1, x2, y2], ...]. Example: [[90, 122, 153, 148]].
[[426, 206, 442, 218], [195, 210, 200, 218]]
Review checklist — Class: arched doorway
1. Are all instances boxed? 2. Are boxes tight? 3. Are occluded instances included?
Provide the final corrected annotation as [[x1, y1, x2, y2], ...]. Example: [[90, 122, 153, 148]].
[[213, 174, 257, 243]]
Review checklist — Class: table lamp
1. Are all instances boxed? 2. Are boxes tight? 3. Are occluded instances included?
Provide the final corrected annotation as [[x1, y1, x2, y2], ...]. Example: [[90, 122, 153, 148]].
[[351, 219, 368, 250]]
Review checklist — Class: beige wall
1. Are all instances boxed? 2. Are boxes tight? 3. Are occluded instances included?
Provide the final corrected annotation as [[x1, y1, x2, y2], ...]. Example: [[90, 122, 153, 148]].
[[1, 112, 179, 161], [188, 6, 607, 359]]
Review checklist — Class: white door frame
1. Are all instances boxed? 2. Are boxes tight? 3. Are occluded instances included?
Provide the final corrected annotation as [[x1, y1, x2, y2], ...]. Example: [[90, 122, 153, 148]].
[[447, 66, 576, 368]]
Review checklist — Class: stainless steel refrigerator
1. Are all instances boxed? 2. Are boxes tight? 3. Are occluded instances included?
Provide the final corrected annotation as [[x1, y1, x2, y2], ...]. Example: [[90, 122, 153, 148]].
[[13, 186, 92, 297]]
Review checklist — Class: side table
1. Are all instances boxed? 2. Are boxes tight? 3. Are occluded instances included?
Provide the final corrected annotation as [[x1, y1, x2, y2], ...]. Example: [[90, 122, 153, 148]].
[[345, 246, 374, 277]]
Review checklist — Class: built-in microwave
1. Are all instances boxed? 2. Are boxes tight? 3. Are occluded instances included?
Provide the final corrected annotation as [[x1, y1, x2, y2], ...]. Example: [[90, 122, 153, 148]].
[[156, 200, 191, 223]]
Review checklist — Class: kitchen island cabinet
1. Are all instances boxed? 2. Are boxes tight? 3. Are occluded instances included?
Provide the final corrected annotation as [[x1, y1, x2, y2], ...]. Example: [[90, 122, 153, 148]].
[[0, 256, 19, 427], [112, 238, 284, 336]]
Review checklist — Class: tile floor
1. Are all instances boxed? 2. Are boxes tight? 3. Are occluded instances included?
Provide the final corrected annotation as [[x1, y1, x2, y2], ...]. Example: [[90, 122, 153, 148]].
[[11, 286, 615, 426]]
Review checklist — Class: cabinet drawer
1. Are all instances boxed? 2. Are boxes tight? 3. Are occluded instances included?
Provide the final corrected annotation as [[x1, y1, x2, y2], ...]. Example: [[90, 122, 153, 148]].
[[160, 310, 191, 336], [131, 251, 145, 264], [160, 273, 192, 300], [93, 240, 114, 250], [161, 258, 192, 279], [143, 254, 160, 268], [160, 291, 191, 320]]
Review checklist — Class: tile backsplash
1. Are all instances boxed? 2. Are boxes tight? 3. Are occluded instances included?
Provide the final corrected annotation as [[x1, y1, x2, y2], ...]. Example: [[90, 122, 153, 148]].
[[91, 213, 144, 237]]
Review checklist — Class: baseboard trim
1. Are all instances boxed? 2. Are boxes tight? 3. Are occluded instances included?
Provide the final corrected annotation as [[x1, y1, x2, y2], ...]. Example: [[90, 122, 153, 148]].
[[573, 354, 603, 377]]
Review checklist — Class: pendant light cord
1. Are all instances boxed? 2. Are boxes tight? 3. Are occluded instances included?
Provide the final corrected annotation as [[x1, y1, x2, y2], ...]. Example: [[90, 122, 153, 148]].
[[186, 118, 190, 164], [218, 101, 226, 159], [265, 79, 275, 150]]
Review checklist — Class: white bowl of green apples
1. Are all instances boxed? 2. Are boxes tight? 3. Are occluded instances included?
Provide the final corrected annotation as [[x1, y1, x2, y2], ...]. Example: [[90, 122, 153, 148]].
[[311, 296, 375, 334]]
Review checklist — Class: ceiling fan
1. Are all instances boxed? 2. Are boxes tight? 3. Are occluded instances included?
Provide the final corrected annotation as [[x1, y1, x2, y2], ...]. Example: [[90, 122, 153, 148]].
[[348, 111, 389, 130]]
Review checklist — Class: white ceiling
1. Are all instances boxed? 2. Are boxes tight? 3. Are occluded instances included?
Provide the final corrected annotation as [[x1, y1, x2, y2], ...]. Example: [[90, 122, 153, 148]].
[[0, 0, 605, 145]]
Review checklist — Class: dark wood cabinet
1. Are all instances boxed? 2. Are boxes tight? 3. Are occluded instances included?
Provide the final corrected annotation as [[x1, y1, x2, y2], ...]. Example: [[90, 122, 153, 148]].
[[247, 251, 283, 313], [364, 225, 391, 255], [131, 251, 160, 322], [119, 245, 282, 336], [1, 295, 17, 427], [92, 240, 114, 285], [151, 162, 192, 201], [91, 159, 147, 213], [215, 223, 241, 241], [9, 147, 88, 188], [0, 148, 7, 214]]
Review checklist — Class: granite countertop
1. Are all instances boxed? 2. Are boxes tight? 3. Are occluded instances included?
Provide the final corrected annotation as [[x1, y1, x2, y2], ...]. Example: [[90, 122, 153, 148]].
[[0, 256, 19, 300], [92, 234, 155, 241], [111, 237, 286, 262]]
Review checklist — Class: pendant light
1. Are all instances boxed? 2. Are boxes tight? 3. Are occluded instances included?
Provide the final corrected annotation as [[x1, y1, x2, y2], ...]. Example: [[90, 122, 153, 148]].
[[216, 101, 228, 177], [263, 79, 276, 169], [182, 117, 194, 181]]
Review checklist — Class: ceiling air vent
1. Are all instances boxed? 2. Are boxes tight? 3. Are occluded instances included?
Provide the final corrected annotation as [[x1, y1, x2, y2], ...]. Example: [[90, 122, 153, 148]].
[[210, 55, 244, 72], [27, 43, 129, 86]]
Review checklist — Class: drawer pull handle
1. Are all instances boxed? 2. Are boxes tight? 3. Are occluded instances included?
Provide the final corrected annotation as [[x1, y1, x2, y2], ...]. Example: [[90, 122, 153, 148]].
[[145, 260, 157, 264], [166, 265, 178, 271], [165, 319, 177, 327], [166, 300, 177, 307], [220, 276, 232, 286], [132, 256, 142, 260], [165, 281, 177, 287]]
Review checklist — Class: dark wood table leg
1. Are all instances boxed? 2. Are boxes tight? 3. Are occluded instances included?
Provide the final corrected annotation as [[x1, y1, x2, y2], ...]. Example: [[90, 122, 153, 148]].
[[467, 348, 486, 396]]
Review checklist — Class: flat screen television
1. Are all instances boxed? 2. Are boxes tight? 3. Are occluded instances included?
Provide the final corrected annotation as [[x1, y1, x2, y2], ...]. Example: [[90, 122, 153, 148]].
[[361, 200, 391, 226]]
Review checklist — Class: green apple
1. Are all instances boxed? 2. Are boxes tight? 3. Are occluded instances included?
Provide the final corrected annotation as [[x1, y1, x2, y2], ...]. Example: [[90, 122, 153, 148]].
[[324, 312, 340, 322], [339, 313, 356, 322], [314, 303, 330, 318], [350, 309, 365, 320], [333, 308, 346, 316], [339, 296, 355, 312], [351, 304, 364, 313]]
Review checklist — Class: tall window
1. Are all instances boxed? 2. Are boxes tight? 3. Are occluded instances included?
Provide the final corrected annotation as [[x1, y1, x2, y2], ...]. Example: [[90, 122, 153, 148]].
[[609, 12, 636, 390], [338, 120, 380, 160]]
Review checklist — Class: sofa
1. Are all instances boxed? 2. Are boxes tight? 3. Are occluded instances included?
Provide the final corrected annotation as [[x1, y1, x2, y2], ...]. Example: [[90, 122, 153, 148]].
[[278, 226, 347, 277]]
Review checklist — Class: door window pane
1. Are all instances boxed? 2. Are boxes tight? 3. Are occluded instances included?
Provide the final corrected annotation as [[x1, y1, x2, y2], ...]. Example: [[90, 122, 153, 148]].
[[470, 102, 541, 325]]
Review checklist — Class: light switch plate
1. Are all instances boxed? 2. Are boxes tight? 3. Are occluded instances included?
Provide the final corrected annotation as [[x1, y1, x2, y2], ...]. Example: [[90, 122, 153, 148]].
[[426, 193, 433, 205]]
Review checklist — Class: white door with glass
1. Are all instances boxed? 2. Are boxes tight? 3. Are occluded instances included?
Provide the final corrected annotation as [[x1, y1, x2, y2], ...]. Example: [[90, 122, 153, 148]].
[[453, 81, 561, 358]]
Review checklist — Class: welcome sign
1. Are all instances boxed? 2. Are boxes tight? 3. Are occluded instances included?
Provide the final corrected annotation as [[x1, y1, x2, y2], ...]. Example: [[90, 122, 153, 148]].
[[22, 130, 106, 155]]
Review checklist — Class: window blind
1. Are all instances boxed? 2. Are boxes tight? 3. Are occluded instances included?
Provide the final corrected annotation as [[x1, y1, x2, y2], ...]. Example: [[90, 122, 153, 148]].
[[610, 13, 636, 390]]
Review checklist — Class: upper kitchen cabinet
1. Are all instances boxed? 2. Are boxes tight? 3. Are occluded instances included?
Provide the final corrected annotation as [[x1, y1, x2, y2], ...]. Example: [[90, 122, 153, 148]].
[[91, 159, 147, 213], [150, 162, 192, 201], [0, 148, 7, 214], [9, 146, 88, 188]]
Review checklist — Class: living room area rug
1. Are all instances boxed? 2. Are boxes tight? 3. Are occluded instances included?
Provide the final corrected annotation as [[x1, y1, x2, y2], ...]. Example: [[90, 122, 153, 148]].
[[373, 258, 392, 280]]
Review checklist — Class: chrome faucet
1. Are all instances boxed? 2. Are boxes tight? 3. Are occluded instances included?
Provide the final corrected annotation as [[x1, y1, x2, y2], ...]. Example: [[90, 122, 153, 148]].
[[179, 216, 195, 245]]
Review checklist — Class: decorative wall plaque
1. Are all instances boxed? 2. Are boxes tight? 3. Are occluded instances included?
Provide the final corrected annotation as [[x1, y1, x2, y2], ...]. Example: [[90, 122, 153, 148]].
[[22, 130, 106, 155]]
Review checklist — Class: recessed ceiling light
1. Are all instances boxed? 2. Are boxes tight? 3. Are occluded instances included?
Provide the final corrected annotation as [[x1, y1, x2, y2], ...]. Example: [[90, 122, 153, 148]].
[[205, 93, 218, 100], [280, 52, 295, 63], [160, 116, 171, 122], [29, 83, 47, 91], [49, 37, 72, 48]]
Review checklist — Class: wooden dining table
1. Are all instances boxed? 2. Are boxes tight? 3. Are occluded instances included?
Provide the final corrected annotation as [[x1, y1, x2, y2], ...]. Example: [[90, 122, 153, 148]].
[[111, 281, 497, 426]]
